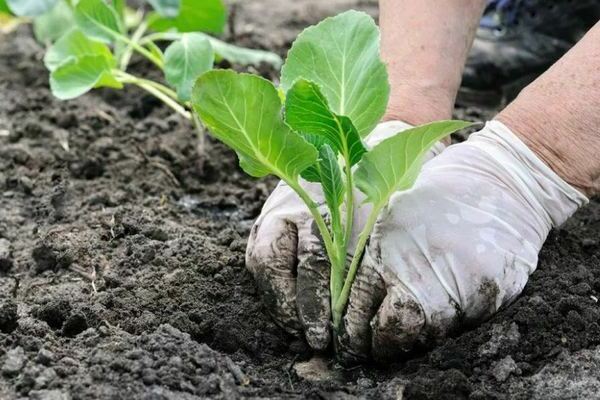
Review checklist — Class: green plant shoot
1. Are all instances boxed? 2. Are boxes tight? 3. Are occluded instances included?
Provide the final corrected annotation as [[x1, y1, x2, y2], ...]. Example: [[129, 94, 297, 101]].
[[6, 0, 282, 153], [191, 10, 472, 332]]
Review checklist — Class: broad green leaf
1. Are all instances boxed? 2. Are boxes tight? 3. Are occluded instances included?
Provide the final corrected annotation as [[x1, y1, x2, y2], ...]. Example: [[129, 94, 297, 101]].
[[50, 55, 122, 100], [296, 132, 327, 182], [146, 0, 179, 18], [280, 10, 389, 138], [6, 0, 57, 16], [0, 0, 11, 14], [164, 33, 214, 102], [75, 0, 123, 43], [33, 1, 75, 44], [191, 70, 317, 179], [355, 121, 473, 206], [318, 145, 344, 214], [149, 0, 227, 34], [44, 29, 114, 71], [113, 0, 126, 20], [286, 79, 366, 168]]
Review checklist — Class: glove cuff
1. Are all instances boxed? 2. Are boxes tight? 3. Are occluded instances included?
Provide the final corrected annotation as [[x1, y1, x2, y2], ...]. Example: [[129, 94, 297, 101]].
[[471, 120, 588, 227]]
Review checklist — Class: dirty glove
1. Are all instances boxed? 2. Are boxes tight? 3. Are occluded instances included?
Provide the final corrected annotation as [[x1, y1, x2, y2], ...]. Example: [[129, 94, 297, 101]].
[[246, 121, 445, 350], [337, 120, 588, 363]]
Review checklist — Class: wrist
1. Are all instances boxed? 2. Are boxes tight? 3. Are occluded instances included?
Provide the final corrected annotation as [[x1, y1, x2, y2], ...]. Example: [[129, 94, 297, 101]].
[[383, 82, 455, 125], [497, 109, 600, 198], [383, 81, 455, 147]]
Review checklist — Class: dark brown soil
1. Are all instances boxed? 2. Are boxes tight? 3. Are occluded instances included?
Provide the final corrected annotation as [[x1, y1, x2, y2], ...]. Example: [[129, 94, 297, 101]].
[[1, 1, 600, 399]]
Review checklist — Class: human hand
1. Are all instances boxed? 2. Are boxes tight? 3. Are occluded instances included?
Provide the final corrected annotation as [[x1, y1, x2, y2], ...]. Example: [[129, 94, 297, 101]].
[[337, 121, 587, 363], [245, 121, 444, 350]]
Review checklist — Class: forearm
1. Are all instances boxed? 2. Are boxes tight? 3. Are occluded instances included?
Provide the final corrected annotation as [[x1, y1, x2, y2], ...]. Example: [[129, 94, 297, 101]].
[[379, 0, 486, 125], [498, 21, 600, 198]]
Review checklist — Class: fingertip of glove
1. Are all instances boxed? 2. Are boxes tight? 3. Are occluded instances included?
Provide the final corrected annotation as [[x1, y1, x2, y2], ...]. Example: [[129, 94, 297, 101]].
[[304, 325, 331, 351], [370, 292, 426, 363], [335, 330, 369, 366]]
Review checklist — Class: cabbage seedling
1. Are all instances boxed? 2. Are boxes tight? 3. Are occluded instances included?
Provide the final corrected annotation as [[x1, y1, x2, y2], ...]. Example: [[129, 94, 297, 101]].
[[191, 11, 472, 334], [14, 0, 282, 150]]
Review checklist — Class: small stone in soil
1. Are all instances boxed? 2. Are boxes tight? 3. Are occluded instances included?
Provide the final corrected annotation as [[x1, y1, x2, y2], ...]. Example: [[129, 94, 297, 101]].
[[491, 355, 519, 382], [142, 368, 157, 385], [34, 367, 58, 389], [29, 389, 71, 400], [2, 347, 26, 376], [293, 356, 342, 382], [478, 322, 520, 357], [581, 238, 597, 248], [357, 377, 375, 389], [36, 348, 55, 366]]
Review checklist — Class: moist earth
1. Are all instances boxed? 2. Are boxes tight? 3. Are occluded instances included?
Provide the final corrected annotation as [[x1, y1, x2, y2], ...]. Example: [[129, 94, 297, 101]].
[[1, 1, 600, 399]]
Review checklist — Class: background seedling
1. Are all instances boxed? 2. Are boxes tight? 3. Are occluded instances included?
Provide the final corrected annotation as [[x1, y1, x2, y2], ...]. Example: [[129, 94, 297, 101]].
[[192, 10, 472, 338], [1, 0, 282, 157]]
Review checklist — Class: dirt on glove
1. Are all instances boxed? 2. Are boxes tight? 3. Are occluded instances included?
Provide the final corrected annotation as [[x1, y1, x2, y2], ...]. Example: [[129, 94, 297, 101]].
[[1, 1, 600, 399]]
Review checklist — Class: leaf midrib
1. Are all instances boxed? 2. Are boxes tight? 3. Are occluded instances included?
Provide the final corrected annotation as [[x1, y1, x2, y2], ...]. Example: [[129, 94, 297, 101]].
[[215, 80, 290, 180]]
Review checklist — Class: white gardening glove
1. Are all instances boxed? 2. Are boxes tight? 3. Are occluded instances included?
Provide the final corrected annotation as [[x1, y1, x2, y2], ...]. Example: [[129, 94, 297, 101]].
[[246, 121, 445, 350], [337, 120, 588, 363]]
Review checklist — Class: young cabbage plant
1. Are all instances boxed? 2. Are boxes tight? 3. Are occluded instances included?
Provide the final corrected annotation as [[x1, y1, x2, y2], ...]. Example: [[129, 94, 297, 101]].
[[9, 0, 282, 153], [191, 10, 472, 332]]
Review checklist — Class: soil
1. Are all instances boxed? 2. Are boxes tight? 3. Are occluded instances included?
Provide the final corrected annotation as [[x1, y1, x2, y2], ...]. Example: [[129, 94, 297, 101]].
[[1, 1, 600, 399]]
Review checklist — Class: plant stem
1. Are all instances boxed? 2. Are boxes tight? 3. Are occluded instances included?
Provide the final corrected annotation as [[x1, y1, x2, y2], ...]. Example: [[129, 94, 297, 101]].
[[114, 70, 179, 99], [113, 71, 190, 120], [113, 31, 164, 69], [332, 204, 383, 329], [329, 252, 345, 318], [287, 181, 337, 269], [191, 112, 207, 154], [342, 153, 354, 252], [119, 19, 149, 70], [139, 78, 179, 100]]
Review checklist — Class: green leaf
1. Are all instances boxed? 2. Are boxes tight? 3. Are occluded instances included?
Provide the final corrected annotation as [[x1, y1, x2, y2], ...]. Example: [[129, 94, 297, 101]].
[[285, 79, 366, 169], [33, 1, 75, 44], [113, 0, 126, 20], [44, 28, 114, 71], [280, 10, 389, 138], [6, 0, 58, 16], [318, 144, 344, 214], [50, 55, 122, 100], [208, 38, 282, 69], [146, 0, 179, 18], [164, 33, 214, 102], [0, 0, 11, 14], [149, 0, 227, 34], [75, 0, 124, 43], [191, 70, 317, 180], [355, 121, 472, 206]]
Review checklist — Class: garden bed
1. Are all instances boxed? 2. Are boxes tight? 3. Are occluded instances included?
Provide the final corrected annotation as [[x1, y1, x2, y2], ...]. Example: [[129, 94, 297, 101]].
[[1, 0, 600, 399]]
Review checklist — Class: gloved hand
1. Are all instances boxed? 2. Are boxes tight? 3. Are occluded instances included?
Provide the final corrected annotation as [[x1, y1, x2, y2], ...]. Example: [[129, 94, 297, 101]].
[[337, 120, 588, 363], [245, 121, 445, 350]]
